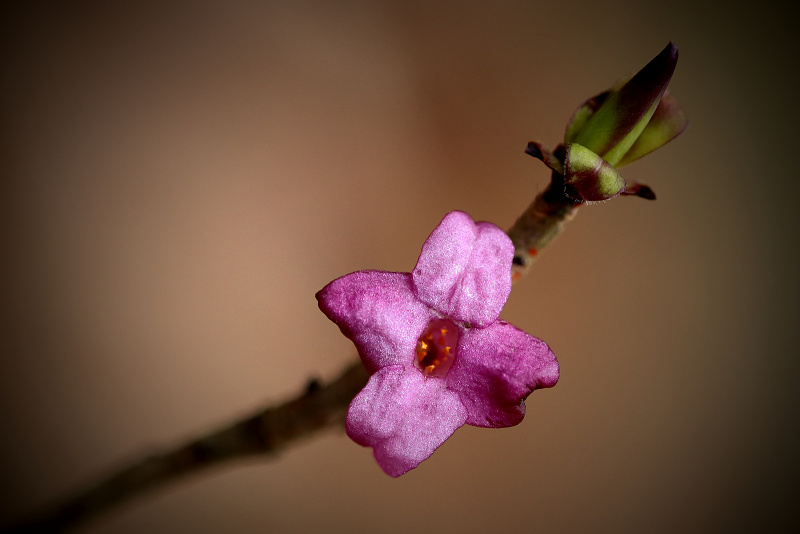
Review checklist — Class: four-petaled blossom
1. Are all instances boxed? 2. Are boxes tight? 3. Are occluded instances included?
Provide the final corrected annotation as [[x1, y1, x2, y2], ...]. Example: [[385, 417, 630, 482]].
[[316, 211, 559, 477]]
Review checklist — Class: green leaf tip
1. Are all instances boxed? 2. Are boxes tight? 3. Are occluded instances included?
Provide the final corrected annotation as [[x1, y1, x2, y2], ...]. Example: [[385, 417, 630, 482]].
[[616, 90, 688, 166], [565, 42, 683, 167]]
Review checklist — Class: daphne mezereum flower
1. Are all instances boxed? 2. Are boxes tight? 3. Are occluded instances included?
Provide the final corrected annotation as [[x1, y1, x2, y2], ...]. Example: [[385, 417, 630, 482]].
[[316, 211, 559, 477]]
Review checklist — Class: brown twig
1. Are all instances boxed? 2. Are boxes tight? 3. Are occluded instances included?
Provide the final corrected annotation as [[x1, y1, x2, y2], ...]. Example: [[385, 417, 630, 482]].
[[507, 170, 581, 280], [3, 362, 369, 533], [4, 170, 576, 533]]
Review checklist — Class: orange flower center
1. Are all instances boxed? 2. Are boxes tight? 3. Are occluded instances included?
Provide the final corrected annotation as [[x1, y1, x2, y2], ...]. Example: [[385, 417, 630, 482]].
[[415, 318, 459, 377]]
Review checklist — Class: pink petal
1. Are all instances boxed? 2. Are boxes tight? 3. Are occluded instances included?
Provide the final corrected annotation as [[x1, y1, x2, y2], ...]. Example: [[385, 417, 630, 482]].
[[346, 365, 468, 477], [446, 321, 559, 428], [316, 271, 434, 373], [412, 211, 513, 327]]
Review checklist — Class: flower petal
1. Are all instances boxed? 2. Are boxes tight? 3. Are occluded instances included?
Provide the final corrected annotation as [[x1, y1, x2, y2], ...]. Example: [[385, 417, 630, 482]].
[[446, 321, 559, 428], [412, 211, 513, 327], [346, 365, 468, 477], [316, 271, 434, 373]]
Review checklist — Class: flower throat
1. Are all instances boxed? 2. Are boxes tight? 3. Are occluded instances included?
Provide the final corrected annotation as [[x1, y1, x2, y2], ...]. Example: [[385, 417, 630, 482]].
[[415, 318, 459, 377]]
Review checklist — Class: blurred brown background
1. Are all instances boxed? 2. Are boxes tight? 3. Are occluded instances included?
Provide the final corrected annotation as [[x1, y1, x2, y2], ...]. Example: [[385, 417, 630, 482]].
[[1, 1, 797, 532]]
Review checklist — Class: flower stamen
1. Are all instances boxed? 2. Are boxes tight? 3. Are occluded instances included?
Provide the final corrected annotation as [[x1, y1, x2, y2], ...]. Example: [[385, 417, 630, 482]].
[[415, 318, 459, 377]]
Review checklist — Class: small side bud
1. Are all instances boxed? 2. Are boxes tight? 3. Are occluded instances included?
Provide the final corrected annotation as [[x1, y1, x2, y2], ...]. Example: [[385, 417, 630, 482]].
[[564, 143, 626, 202], [620, 181, 657, 200], [525, 141, 564, 175]]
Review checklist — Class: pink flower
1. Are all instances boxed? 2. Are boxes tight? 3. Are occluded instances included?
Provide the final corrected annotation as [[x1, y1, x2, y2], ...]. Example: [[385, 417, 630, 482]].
[[316, 211, 559, 477]]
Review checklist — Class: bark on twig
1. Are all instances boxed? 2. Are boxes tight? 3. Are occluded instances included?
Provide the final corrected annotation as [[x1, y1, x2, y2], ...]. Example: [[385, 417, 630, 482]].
[[4, 173, 576, 533], [507, 171, 581, 280], [3, 362, 369, 533]]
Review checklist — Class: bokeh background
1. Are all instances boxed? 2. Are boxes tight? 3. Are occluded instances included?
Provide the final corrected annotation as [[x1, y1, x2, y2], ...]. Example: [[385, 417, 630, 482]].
[[2, 1, 798, 532]]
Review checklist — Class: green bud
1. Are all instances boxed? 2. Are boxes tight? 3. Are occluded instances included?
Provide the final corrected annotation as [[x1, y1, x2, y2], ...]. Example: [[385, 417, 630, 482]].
[[564, 143, 626, 202], [565, 42, 682, 167], [616, 91, 688, 166]]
